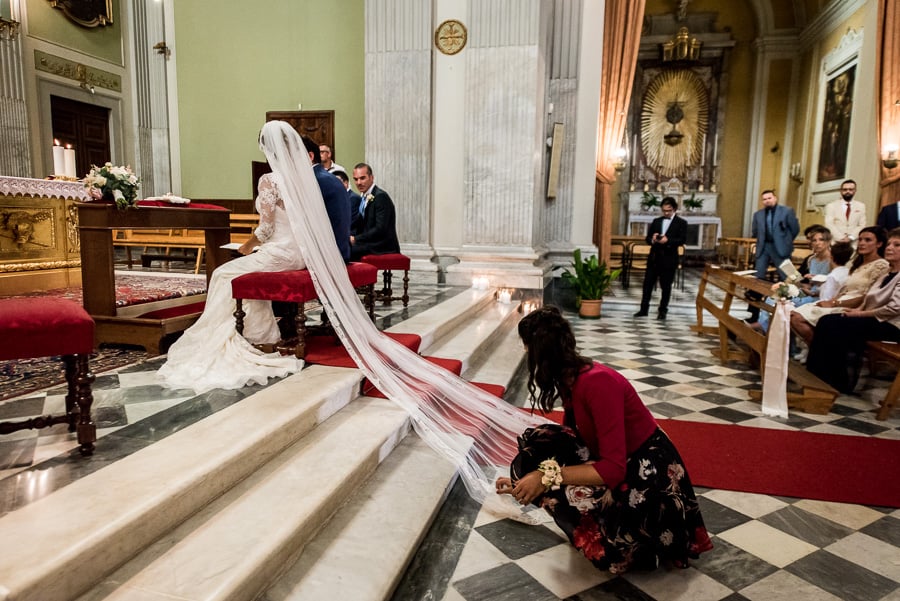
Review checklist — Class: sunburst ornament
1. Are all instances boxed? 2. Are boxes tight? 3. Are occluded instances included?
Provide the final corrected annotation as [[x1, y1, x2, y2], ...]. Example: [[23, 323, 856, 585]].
[[641, 70, 709, 178]]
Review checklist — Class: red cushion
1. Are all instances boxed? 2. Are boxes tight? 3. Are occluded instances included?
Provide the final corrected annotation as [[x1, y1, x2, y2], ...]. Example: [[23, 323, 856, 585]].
[[232, 270, 317, 302], [346, 262, 379, 286], [231, 264, 378, 302], [360, 253, 411, 271], [0, 298, 94, 360]]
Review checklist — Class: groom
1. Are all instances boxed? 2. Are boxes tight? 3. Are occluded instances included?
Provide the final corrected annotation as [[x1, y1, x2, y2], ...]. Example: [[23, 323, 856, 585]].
[[634, 196, 687, 320]]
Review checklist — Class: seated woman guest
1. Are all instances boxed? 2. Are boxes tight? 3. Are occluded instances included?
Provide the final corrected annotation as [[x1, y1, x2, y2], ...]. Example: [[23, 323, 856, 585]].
[[807, 228, 900, 393], [495, 306, 712, 574], [790, 226, 888, 345]]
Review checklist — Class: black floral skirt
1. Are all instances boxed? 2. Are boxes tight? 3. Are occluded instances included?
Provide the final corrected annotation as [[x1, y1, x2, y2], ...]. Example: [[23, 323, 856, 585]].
[[511, 423, 713, 574]]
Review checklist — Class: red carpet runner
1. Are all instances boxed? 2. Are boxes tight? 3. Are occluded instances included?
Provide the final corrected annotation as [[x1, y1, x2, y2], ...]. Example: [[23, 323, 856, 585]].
[[523, 409, 900, 508]]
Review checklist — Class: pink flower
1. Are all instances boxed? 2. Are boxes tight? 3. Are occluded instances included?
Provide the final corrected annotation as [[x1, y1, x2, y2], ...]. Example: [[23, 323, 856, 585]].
[[572, 516, 606, 561]]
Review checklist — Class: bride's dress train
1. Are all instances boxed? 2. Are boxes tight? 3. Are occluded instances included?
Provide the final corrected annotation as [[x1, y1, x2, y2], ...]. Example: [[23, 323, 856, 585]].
[[158, 174, 305, 394]]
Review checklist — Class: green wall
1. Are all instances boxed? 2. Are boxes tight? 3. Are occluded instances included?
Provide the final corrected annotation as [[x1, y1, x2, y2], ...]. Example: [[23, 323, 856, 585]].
[[25, 0, 123, 65], [173, 2, 365, 199]]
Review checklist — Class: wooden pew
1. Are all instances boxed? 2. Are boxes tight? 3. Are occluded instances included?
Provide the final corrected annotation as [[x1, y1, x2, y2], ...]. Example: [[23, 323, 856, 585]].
[[692, 264, 839, 414], [865, 341, 900, 420]]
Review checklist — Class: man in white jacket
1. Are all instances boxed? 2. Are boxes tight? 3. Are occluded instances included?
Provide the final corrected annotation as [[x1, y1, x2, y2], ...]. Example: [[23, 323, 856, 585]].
[[824, 179, 867, 244]]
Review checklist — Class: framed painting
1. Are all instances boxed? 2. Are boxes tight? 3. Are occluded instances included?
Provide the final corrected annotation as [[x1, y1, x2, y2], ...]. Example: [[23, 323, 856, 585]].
[[48, 0, 113, 28], [809, 28, 863, 206]]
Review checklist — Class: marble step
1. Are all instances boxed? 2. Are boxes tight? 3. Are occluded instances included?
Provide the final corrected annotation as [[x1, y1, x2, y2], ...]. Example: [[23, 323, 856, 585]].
[[262, 434, 458, 601], [0, 365, 365, 601], [416, 296, 520, 373], [263, 305, 529, 601], [80, 397, 412, 601], [387, 287, 496, 351]]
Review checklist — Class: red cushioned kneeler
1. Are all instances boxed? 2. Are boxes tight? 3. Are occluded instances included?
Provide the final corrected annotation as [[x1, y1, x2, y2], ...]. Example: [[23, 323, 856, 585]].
[[0, 298, 96, 455], [360, 253, 411, 307], [231, 264, 378, 359]]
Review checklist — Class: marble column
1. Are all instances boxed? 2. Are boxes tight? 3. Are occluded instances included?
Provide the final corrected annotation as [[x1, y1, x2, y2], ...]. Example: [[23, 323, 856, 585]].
[[364, 0, 435, 271], [130, 0, 172, 197], [0, 18, 32, 177]]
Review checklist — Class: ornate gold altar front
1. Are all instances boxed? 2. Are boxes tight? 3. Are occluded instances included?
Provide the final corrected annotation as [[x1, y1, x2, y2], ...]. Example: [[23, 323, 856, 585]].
[[0, 176, 87, 294]]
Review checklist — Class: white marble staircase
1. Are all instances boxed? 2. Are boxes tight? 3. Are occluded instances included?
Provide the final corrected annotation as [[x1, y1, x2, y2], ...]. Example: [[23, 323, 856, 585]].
[[0, 287, 528, 601]]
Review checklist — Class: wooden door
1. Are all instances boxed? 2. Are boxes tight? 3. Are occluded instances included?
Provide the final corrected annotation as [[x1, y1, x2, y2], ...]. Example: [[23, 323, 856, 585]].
[[51, 95, 111, 178], [265, 110, 335, 157]]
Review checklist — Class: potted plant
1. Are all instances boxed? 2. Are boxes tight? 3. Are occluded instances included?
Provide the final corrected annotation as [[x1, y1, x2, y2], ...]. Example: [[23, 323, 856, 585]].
[[683, 193, 703, 212], [561, 248, 622, 318], [640, 191, 661, 212]]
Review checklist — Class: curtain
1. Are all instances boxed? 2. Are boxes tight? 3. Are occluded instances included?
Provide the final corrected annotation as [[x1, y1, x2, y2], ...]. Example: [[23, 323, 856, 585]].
[[877, 0, 900, 207], [593, 0, 645, 261]]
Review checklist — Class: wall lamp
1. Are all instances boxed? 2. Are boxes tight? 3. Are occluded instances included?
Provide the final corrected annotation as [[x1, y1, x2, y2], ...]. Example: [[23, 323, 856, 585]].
[[883, 144, 899, 170], [612, 147, 628, 173]]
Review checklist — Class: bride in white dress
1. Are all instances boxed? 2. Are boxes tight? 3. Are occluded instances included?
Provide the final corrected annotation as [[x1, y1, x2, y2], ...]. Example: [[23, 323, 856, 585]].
[[157, 171, 305, 394]]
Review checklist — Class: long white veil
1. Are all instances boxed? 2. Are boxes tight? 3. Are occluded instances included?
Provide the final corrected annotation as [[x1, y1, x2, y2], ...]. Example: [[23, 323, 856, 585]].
[[259, 121, 543, 518]]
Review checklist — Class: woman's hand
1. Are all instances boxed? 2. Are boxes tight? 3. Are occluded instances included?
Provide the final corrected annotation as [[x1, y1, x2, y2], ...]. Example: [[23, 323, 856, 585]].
[[817, 299, 836, 308], [238, 240, 256, 255], [496, 471, 546, 506]]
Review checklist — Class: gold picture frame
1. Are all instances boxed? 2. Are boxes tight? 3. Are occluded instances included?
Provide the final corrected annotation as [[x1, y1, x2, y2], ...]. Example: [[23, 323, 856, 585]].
[[48, 0, 113, 28]]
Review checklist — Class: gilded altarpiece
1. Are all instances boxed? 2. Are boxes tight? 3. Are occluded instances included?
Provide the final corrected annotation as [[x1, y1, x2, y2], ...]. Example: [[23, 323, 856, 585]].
[[0, 176, 88, 293]]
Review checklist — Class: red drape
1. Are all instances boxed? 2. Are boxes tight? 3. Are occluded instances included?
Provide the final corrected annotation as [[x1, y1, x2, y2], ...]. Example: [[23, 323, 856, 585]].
[[593, 0, 646, 261], [877, 0, 900, 206]]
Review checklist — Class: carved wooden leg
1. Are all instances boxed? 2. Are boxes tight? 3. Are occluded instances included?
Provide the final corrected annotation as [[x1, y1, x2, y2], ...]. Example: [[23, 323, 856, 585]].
[[234, 299, 245, 335], [63, 355, 77, 431], [365, 284, 375, 321], [295, 302, 307, 359], [401, 270, 409, 307], [381, 270, 394, 304], [74, 354, 96, 456]]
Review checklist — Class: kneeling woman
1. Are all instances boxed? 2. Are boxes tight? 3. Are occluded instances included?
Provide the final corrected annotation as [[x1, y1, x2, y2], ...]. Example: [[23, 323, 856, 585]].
[[495, 306, 712, 574]]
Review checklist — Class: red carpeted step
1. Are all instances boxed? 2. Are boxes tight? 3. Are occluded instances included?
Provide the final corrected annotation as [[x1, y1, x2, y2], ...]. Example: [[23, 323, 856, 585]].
[[362, 356, 462, 397], [472, 382, 505, 398], [304, 332, 421, 368]]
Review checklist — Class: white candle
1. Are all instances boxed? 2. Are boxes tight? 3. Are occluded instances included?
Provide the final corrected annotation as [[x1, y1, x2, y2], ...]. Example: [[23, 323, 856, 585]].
[[700, 135, 706, 167], [712, 133, 719, 166], [63, 145, 76, 178], [52, 140, 65, 176], [498, 289, 511, 304]]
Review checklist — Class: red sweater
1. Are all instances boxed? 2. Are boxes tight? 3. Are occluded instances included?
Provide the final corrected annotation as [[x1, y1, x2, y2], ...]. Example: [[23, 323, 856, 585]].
[[564, 362, 658, 488]]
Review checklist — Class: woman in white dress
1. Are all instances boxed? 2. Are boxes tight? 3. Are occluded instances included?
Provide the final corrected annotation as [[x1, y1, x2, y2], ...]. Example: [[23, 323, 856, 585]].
[[790, 226, 888, 344], [158, 171, 305, 394]]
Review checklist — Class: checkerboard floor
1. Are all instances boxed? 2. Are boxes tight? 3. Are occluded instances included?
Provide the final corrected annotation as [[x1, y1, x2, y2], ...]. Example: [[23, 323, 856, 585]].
[[1, 269, 898, 601]]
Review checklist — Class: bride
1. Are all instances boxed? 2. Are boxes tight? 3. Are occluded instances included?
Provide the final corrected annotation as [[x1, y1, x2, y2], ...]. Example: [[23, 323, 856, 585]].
[[158, 161, 306, 394], [183, 120, 542, 516]]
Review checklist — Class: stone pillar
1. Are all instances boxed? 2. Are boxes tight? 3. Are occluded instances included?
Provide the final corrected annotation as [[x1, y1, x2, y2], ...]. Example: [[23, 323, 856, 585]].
[[130, 0, 172, 197], [0, 18, 31, 177], [364, 0, 435, 271]]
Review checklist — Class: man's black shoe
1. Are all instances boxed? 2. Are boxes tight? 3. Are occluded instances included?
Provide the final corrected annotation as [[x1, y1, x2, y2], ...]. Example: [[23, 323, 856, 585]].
[[657, 313, 667, 320], [633, 311, 648, 317]]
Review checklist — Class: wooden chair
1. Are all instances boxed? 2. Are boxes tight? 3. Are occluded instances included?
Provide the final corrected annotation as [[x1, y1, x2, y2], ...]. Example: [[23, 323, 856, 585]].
[[625, 243, 652, 289], [360, 253, 411, 307]]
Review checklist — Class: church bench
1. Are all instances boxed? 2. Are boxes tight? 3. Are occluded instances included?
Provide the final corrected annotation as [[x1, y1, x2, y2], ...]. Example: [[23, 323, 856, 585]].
[[864, 341, 900, 420], [0, 298, 96, 455], [692, 264, 838, 415], [231, 263, 378, 359]]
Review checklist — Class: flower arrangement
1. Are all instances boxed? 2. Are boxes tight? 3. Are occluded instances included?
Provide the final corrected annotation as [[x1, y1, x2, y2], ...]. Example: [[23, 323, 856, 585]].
[[772, 282, 800, 301], [640, 191, 660, 211], [683, 193, 703, 211], [83, 163, 140, 210]]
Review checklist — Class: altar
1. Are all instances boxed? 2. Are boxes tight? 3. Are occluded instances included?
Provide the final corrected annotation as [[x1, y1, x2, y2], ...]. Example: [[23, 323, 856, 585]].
[[621, 178, 722, 251], [0, 176, 88, 294], [627, 213, 722, 250]]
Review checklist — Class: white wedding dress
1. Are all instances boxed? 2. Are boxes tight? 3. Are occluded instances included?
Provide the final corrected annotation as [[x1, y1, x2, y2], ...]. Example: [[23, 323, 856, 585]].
[[157, 174, 305, 394]]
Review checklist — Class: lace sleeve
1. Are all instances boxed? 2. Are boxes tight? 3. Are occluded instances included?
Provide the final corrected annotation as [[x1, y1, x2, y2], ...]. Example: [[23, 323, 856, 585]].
[[254, 174, 281, 243]]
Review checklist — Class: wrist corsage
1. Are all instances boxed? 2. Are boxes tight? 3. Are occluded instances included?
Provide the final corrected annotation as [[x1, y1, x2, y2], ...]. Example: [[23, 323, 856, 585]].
[[537, 458, 564, 491]]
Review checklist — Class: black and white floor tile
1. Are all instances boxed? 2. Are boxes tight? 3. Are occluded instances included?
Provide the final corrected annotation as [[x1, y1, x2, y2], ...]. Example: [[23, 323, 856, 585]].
[[0, 269, 898, 600]]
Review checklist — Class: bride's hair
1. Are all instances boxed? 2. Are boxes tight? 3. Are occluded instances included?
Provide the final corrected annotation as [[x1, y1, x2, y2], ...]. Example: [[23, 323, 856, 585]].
[[518, 306, 591, 413]]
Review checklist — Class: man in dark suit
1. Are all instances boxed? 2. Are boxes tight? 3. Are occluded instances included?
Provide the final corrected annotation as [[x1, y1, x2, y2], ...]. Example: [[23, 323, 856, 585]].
[[876, 201, 900, 231], [746, 189, 800, 322], [634, 196, 687, 320], [350, 162, 400, 261], [301, 137, 351, 262], [332, 169, 362, 234]]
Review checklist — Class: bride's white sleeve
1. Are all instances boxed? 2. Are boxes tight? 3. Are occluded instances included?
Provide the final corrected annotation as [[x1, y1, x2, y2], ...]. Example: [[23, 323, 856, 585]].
[[254, 174, 280, 243]]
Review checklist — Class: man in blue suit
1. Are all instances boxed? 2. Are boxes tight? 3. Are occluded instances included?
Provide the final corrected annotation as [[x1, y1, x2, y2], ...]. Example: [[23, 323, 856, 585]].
[[876, 200, 900, 231], [301, 137, 351, 262], [748, 189, 799, 321]]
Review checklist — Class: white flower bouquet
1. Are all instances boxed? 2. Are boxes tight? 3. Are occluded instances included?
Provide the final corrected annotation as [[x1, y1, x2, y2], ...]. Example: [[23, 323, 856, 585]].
[[83, 163, 141, 210], [772, 281, 800, 301]]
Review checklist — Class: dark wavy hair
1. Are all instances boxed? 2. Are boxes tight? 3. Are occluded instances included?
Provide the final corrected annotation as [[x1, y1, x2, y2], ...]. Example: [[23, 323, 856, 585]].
[[517, 306, 591, 413], [850, 226, 887, 272]]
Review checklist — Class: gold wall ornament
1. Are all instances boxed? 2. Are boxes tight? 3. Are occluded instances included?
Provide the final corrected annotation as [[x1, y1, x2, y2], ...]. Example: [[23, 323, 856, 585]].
[[35, 50, 122, 93], [640, 69, 708, 178], [47, 0, 112, 28], [662, 27, 701, 62], [0, 16, 20, 40], [435, 19, 467, 56]]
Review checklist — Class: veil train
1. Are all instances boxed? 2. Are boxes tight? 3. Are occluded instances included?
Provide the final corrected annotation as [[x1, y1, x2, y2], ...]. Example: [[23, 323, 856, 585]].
[[259, 121, 543, 519]]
